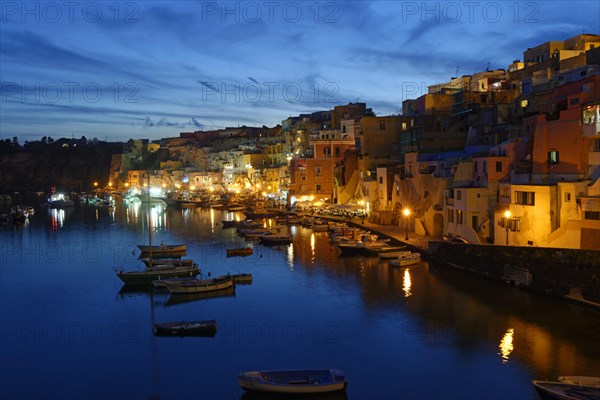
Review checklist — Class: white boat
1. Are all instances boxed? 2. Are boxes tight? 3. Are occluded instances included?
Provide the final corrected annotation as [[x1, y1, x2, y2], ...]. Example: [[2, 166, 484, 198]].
[[532, 379, 600, 400], [559, 376, 600, 387], [238, 369, 347, 394], [389, 252, 421, 267]]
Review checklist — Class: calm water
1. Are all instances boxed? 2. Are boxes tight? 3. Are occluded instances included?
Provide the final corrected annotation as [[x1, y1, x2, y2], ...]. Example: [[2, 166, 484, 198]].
[[1, 200, 599, 400]]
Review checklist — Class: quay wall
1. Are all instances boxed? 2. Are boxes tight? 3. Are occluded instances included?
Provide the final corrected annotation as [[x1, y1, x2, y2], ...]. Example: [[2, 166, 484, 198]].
[[427, 242, 600, 308]]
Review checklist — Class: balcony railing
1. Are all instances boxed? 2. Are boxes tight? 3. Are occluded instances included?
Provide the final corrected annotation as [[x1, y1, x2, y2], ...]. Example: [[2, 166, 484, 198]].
[[582, 123, 600, 137]]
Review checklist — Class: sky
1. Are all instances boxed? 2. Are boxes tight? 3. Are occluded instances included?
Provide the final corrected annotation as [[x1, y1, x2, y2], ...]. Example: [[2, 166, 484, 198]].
[[1, 1, 599, 142]]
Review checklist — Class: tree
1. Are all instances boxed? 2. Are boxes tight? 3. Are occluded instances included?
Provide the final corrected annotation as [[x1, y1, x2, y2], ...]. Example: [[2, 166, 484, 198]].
[[365, 108, 376, 116]]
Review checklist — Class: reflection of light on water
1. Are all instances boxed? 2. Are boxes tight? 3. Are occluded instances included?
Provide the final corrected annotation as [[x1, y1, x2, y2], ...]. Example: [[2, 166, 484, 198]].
[[287, 243, 294, 271], [210, 208, 215, 233], [402, 269, 412, 297], [51, 209, 65, 230], [310, 233, 315, 260], [499, 328, 515, 364], [95, 209, 99, 220]]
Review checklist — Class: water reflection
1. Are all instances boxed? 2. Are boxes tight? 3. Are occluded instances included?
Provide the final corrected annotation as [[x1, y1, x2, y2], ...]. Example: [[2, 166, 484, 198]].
[[499, 328, 515, 364], [50, 208, 66, 230], [402, 269, 412, 298]]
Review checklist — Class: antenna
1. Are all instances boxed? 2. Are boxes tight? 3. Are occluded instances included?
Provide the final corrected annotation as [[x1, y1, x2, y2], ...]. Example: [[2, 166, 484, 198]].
[[455, 66, 460, 76]]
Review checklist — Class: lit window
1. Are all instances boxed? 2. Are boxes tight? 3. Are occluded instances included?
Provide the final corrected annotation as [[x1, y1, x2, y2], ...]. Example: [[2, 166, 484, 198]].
[[548, 150, 559, 164]]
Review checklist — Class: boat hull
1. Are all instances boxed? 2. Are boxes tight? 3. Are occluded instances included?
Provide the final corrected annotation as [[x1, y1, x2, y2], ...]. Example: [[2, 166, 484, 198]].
[[532, 381, 600, 400], [238, 369, 347, 394], [165, 276, 234, 294], [117, 266, 199, 284]]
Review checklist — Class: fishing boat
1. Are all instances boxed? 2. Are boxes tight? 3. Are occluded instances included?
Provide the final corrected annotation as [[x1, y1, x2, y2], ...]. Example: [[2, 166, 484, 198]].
[[227, 247, 254, 257], [165, 286, 236, 306], [238, 369, 348, 394], [164, 275, 234, 294], [532, 379, 600, 400], [259, 233, 292, 246], [141, 258, 194, 267], [389, 252, 421, 267], [137, 242, 187, 255], [116, 264, 200, 284], [230, 273, 253, 284], [153, 320, 217, 337]]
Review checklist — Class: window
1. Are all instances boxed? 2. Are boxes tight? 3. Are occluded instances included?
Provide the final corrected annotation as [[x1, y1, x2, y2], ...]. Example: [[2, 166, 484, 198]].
[[472, 215, 478, 229], [301, 175, 306, 181], [496, 161, 502, 172], [316, 184, 321, 192], [593, 139, 600, 152], [456, 210, 463, 224], [515, 191, 535, 206], [456, 190, 462, 200], [447, 209, 454, 223], [565, 192, 571, 202], [315, 167, 321, 176], [379, 177, 383, 184], [585, 211, 600, 220], [570, 97, 579, 106], [483, 161, 487, 172], [474, 161, 478, 172], [402, 122, 407, 131], [335, 147, 340, 156], [548, 150, 559, 164], [379, 122, 386, 131]]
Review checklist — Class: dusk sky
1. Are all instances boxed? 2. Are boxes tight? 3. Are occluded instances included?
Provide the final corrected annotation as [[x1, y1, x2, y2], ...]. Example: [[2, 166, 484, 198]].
[[1, 1, 598, 142]]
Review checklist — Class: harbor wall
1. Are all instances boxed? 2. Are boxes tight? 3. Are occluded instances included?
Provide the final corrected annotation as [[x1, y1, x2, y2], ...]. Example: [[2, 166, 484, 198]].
[[427, 242, 600, 308]]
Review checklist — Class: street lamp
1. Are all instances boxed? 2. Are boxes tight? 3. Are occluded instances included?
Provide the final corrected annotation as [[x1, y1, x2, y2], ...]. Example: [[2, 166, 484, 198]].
[[504, 210, 511, 245], [403, 208, 411, 241]]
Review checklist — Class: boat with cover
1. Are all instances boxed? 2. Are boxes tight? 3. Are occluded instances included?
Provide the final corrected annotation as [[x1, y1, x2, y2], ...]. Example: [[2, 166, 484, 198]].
[[238, 369, 347, 394], [153, 320, 217, 337], [164, 275, 234, 294], [389, 252, 421, 267]]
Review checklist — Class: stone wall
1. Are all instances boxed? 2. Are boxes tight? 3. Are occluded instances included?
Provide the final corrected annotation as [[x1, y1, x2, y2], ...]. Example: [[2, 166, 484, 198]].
[[428, 242, 600, 307]]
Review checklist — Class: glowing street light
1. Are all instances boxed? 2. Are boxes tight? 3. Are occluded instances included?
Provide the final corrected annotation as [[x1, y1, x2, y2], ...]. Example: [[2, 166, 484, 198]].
[[403, 208, 411, 241], [504, 210, 511, 245]]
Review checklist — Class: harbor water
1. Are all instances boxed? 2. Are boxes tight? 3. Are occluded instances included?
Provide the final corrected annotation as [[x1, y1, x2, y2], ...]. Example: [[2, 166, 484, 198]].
[[1, 200, 599, 399]]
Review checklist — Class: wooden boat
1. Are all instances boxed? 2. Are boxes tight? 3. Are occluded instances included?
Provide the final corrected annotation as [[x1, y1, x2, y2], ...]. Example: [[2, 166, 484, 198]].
[[222, 220, 242, 229], [389, 252, 421, 267], [378, 250, 411, 260], [532, 380, 600, 400], [165, 286, 236, 306], [230, 273, 253, 284], [153, 320, 217, 337], [260, 234, 292, 246], [141, 258, 194, 267], [137, 243, 187, 255], [227, 247, 254, 257], [165, 275, 234, 294], [238, 369, 347, 394], [152, 276, 197, 288], [116, 264, 200, 284]]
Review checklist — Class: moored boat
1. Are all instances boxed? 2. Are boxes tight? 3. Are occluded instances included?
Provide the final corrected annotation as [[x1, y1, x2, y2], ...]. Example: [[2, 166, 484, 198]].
[[137, 243, 187, 255], [153, 320, 217, 337], [230, 273, 253, 284], [141, 258, 194, 267], [532, 379, 600, 400], [165, 275, 234, 294], [388, 252, 421, 268], [238, 369, 347, 394], [227, 247, 254, 257], [259, 234, 292, 246], [116, 264, 200, 284]]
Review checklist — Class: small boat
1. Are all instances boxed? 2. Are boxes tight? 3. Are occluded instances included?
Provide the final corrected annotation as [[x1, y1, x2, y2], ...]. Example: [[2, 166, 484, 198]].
[[141, 258, 194, 267], [222, 220, 242, 229], [389, 252, 421, 268], [532, 379, 600, 400], [116, 264, 200, 284], [559, 376, 600, 387], [230, 273, 253, 284], [152, 276, 197, 288], [378, 250, 411, 260], [137, 243, 187, 255], [259, 234, 292, 246], [165, 286, 236, 306], [227, 247, 254, 257], [153, 320, 217, 337], [165, 275, 234, 294], [238, 369, 347, 394]]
